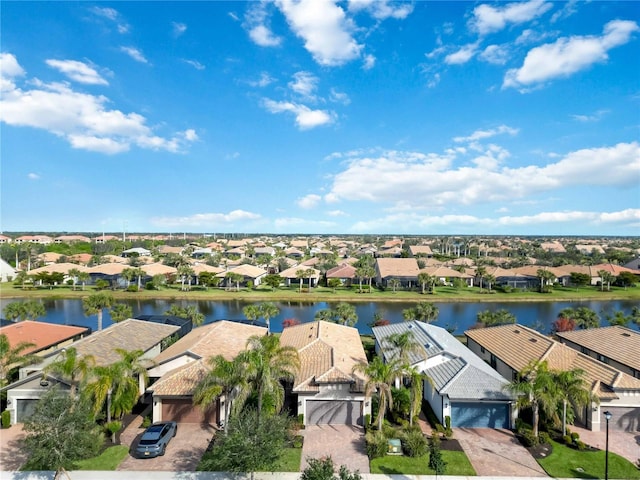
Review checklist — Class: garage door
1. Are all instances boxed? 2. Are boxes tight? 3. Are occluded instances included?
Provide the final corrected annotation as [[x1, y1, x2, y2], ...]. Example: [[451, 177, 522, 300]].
[[16, 399, 38, 423], [162, 397, 217, 424], [306, 400, 362, 425], [451, 402, 510, 429], [602, 406, 640, 432]]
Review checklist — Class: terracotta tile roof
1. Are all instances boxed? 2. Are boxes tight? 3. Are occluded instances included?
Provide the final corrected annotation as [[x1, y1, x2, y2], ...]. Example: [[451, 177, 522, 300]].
[[219, 264, 267, 278], [279, 321, 367, 393], [409, 245, 433, 256], [0, 321, 89, 355], [28, 263, 90, 274], [278, 266, 321, 279], [88, 263, 129, 275], [192, 264, 224, 275], [141, 263, 177, 276], [465, 324, 640, 399], [420, 266, 473, 279], [68, 319, 179, 366], [153, 321, 267, 364], [326, 264, 357, 279], [556, 326, 640, 372], [150, 359, 208, 396], [376, 258, 420, 278]]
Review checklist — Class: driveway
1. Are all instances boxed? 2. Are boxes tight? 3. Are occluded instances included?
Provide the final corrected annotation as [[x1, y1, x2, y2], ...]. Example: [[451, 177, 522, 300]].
[[117, 423, 216, 471], [455, 428, 548, 477], [569, 424, 640, 465], [301, 425, 369, 474], [0, 424, 28, 471]]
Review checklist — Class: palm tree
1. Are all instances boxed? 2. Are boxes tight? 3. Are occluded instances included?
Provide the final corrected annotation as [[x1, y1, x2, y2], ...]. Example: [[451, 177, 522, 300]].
[[405, 365, 428, 427], [475, 265, 487, 291], [353, 356, 400, 430], [241, 335, 299, 422], [537, 269, 555, 293], [598, 270, 616, 292], [403, 302, 439, 324], [193, 355, 250, 433], [77, 271, 90, 291], [505, 360, 558, 437], [177, 265, 195, 291], [121, 268, 136, 288], [243, 302, 280, 333], [44, 347, 95, 399], [82, 292, 115, 331], [0, 333, 36, 386], [314, 309, 334, 323], [295, 269, 306, 293], [417, 272, 433, 294], [305, 268, 316, 291], [484, 274, 496, 292], [389, 278, 401, 293], [68, 268, 81, 291], [109, 303, 132, 323], [334, 302, 358, 327], [386, 331, 424, 364], [2, 300, 46, 322], [355, 266, 366, 293], [553, 368, 592, 437]]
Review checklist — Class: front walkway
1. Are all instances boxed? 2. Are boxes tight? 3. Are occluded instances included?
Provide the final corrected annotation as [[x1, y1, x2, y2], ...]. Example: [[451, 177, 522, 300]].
[[301, 424, 370, 473], [455, 428, 548, 477], [569, 424, 640, 465], [0, 423, 27, 471]]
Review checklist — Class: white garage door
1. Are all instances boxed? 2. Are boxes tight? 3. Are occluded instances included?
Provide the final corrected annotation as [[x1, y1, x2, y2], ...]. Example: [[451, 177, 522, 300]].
[[306, 400, 362, 426], [602, 406, 640, 432]]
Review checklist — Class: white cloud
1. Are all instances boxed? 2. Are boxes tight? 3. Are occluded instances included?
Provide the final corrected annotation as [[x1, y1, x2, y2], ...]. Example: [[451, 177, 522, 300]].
[[363, 54, 376, 70], [90, 6, 129, 33], [504, 20, 639, 90], [27, 172, 40, 180], [444, 43, 478, 65], [570, 109, 609, 122], [245, 2, 282, 47], [348, 208, 639, 233], [248, 72, 275, 87], [550, 0, 579, 23], [120, 46, 149, 64], [0, 54, 197, 154], [453, 125, 519, 143], [172, 22, 187, 37], [479, 44, 509, 65], [0, 53, 25, 90], [289, 71, 318, 98], [262, 98, 335, 129], [348, 0, 414, 20], [329, 88, 350, 105], [45, 59, 108, 85], [182, 129, 198, 141], [182, 59, 205, 70], [327, 209, 347, 217], [471, 0, 553, 35], [324, 142, 639, 208], [297, 194, 322, 209], [151, 210, 261, 227], [276, 0, 362, 66]]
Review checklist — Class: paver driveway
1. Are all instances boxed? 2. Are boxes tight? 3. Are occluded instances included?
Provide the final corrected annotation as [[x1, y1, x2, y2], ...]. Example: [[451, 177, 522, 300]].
[[455, 428, 548, 477], [118, 423, 216, 471], [570, 424, 640, 465], [0, 423, 27, 471], [301, 425, 369, 473]]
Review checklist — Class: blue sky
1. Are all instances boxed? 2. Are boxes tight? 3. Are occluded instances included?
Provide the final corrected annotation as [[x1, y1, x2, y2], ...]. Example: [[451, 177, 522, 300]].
[[1, 1, 639, 236]]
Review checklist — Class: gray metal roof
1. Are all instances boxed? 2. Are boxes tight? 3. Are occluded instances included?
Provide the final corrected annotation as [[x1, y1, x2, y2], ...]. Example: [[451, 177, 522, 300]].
[[373, 321, 514, 401]]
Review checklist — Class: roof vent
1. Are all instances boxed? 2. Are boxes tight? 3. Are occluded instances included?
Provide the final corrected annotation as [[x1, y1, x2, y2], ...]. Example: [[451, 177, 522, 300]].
[[514, 329, 520, 334], [529, 338, 538, 343], [622, 333, 631, 337]]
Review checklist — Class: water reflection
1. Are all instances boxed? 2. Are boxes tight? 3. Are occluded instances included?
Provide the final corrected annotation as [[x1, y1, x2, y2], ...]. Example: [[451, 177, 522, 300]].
[[1, 297, 637, 335]]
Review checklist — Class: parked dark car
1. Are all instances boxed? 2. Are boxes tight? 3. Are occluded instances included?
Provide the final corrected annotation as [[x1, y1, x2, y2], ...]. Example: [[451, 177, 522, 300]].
[[134, 421, 177, 458]]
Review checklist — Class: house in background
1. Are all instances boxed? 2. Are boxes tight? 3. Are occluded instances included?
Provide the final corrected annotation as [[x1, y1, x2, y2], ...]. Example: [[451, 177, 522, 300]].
[[466, 324, 640, 432], [373, 321, 515, 429], [147, 320, 267, 424], [0, 258, 17, 282], [279, 321, 370, 426], [375, 258, 419, 288]]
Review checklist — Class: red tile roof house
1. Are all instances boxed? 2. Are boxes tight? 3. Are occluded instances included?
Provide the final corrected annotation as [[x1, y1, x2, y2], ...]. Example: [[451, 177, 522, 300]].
[[279, 321, 370, 426], [0, 321, 90, 359], [326, 263, 357, 286], [375, 257, 420, 289], [147, 321, 267, 425], [4, 319, 179, 425]]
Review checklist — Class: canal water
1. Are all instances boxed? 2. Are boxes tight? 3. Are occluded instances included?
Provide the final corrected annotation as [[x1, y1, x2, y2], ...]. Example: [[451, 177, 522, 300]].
[[1, 297, 637, 335]]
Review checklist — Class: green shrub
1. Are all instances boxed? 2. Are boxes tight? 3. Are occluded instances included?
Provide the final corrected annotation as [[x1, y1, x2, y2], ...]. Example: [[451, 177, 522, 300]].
[[520, 430, 539, 447], [1, 410, 11, 428], [538, 432, 552, 445], [141, 415, 152, 428], [575, 440, 587, 451], [365, 430, 387, 459], [292, 435, 304, 448], [444, 416, 453, 438], [297, 413, 304, 426], [126, 285, 138, 292], [400, 429, 427, 457], [563, 434, 572, 445], [570, 431, 580, 442]]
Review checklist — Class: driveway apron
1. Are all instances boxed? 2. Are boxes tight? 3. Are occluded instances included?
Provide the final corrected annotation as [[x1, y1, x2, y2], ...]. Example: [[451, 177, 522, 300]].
[[301, 425, 369, 474], [118, 423, 216, 471], [0, 424, 28, 471], [455, 427, 548, 477], [569, 424, 640, 465]]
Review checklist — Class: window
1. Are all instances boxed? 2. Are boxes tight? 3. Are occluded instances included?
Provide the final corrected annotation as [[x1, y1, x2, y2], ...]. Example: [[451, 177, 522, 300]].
[[597, 354, 609, 364], [480, 346, 486, 354], [490, 354, 497, 369], [581, 347, 588, 354], [633, 369, 640, 379]]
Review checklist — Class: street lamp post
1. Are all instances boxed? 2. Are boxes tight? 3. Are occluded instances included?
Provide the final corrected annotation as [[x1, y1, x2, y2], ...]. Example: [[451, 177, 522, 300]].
[[604, 410, 612, 480]]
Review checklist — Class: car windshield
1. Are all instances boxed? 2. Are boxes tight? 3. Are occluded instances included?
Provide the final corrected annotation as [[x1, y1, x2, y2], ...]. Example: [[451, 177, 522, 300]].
[[139, 438, 160, 445]]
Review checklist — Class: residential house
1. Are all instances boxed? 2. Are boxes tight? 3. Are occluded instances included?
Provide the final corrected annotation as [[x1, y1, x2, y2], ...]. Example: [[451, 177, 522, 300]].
[[0, 320, 90, 359], [54, 235, 91, 243], [0, 258, 16, 282], [147, 320, 267, 424], [279, 321, 370, 426], [93, 235, 119, 243], [278, 266, 320, 288], [5, 319, 180, 424], [326, 263, 357, 286], [419, 266, 474, 287], [556, 326, 640, 379], [0, 235, 12, 244], [217, 264, 267, 288], [375, 257, 419, 288], [465, 324, 640, 432], [373, 322, 515, 428], [409, 245, 433, 257], [121, 247, 151, 257], [14, 235, 53, 245]]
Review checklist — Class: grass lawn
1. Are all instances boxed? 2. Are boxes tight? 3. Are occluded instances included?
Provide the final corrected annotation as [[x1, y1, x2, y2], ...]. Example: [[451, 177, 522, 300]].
[[74, 445, 129, 470], [370, 451, 476, 475], [272, 447, 302, 472], [537, 440, 640, 479]]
